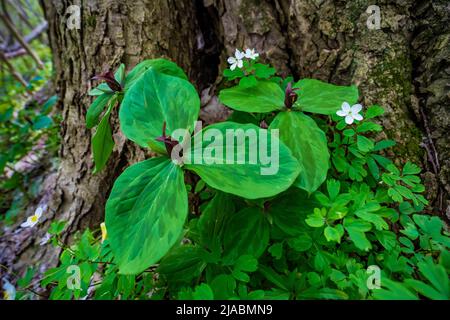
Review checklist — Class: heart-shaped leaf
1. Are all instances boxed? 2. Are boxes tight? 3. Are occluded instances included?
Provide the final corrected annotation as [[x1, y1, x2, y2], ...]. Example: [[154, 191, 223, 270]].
[[294, 79, 359, 115], [119, 68, 200, 153], [219, 80, 284, 113], [105, 157, 188, 274], [184, 121, 300, 199], [270, 111, 329, 193]]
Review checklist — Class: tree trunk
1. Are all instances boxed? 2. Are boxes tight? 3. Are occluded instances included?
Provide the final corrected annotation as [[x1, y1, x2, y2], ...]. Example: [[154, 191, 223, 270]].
[[1, 0, 448, 287]]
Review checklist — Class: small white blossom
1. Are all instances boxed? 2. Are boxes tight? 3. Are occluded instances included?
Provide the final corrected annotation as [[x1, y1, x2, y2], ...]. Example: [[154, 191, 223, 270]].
[[21, 206, 44, 228], [39, 232, 52, 246], [337, 102, 363, 125], [244, 48, 259, 60], [227, 49, 245, 70], [2, 280, 16, 300]]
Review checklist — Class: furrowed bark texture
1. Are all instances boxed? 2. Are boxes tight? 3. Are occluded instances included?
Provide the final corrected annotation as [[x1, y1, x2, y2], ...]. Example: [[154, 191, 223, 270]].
[[1, 0, 448, 289]]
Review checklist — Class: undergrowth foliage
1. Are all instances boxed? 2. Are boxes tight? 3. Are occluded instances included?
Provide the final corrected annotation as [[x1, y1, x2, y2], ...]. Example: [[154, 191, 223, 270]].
[[14, 52, 449, 300]]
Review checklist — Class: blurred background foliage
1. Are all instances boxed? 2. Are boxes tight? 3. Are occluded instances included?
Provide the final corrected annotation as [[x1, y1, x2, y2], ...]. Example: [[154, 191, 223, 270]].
[[0, 0, 59, 227]]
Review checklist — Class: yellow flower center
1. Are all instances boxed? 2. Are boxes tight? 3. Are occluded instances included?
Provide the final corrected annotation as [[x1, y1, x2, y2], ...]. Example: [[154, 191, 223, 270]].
[[4, 291, 10, 300], [31, 215, 38, 222]]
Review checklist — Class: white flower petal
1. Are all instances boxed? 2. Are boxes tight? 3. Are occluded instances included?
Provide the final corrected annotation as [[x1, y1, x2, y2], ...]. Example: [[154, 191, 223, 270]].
[[341, 102, 351, 113], [235, 49, 245, 60], [35, 207, 43, 218], [21, 221, 31, 228], [345, 115, 354, 125], [353, 113, 363, 121], [29, 220, 38, 228], [230, 63, 237, 71], [244, 48, 252, 58], [336, 110, 348, 117], [351, 104, 362, 114], [237, 59, 243, 68], [227, 57, 236, 65], [2, 280, 16, 300]]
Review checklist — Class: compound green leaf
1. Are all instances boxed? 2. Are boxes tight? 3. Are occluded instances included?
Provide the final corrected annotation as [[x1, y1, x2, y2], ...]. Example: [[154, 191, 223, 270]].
[[105, 157, 187, 274]]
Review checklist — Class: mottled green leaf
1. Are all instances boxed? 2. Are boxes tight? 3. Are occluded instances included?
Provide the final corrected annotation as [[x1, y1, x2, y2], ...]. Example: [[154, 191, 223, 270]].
[[270, 112, 329, 193], [120, 68, 200, 153], [219, 80, 284, 113], [185, 122, 300, 199], [294, 79, 359, 115], [106, 157, 187, 274]]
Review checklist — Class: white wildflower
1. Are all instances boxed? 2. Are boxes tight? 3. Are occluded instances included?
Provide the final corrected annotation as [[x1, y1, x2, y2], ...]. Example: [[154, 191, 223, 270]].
[[227, 49, 245, 70], [244, 48, 259, 60], [337, 102, 363, 125], [2, 280, 16, 300], [39, 232, 52, 246], [21, 206, 44, 228]]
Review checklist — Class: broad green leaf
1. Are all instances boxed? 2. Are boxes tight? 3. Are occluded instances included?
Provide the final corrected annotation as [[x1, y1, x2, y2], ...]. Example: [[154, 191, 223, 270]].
[[219, 80, 284, 113], [105, 157, 187, 274], [157, 246, 206, 283], [120, 68, 200, 153], [197, 192, 235, 249], [222, 207, 269, 263], [269, 188, 320, 237], [91, 103, 114, 173], [184, 122, 300, 199], [270, 112, 329, 193], [294, 79, 359, 115], [86, 92, 114, 129], [124, 58, 188, 90]]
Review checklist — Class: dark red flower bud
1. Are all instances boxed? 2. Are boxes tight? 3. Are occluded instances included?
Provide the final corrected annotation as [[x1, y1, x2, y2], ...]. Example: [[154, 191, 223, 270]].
[[156, 122, 181, 156], [284, 82, 299, 109], [92, 70, 122, 92]]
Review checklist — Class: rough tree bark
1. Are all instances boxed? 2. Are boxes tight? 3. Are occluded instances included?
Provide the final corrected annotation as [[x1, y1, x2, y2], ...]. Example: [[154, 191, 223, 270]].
[[1, 0, 448, 290]]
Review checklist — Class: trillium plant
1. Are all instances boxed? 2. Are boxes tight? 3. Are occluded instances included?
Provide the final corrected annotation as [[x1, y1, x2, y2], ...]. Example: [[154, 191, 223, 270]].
[[56, 50, 449, 300]]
